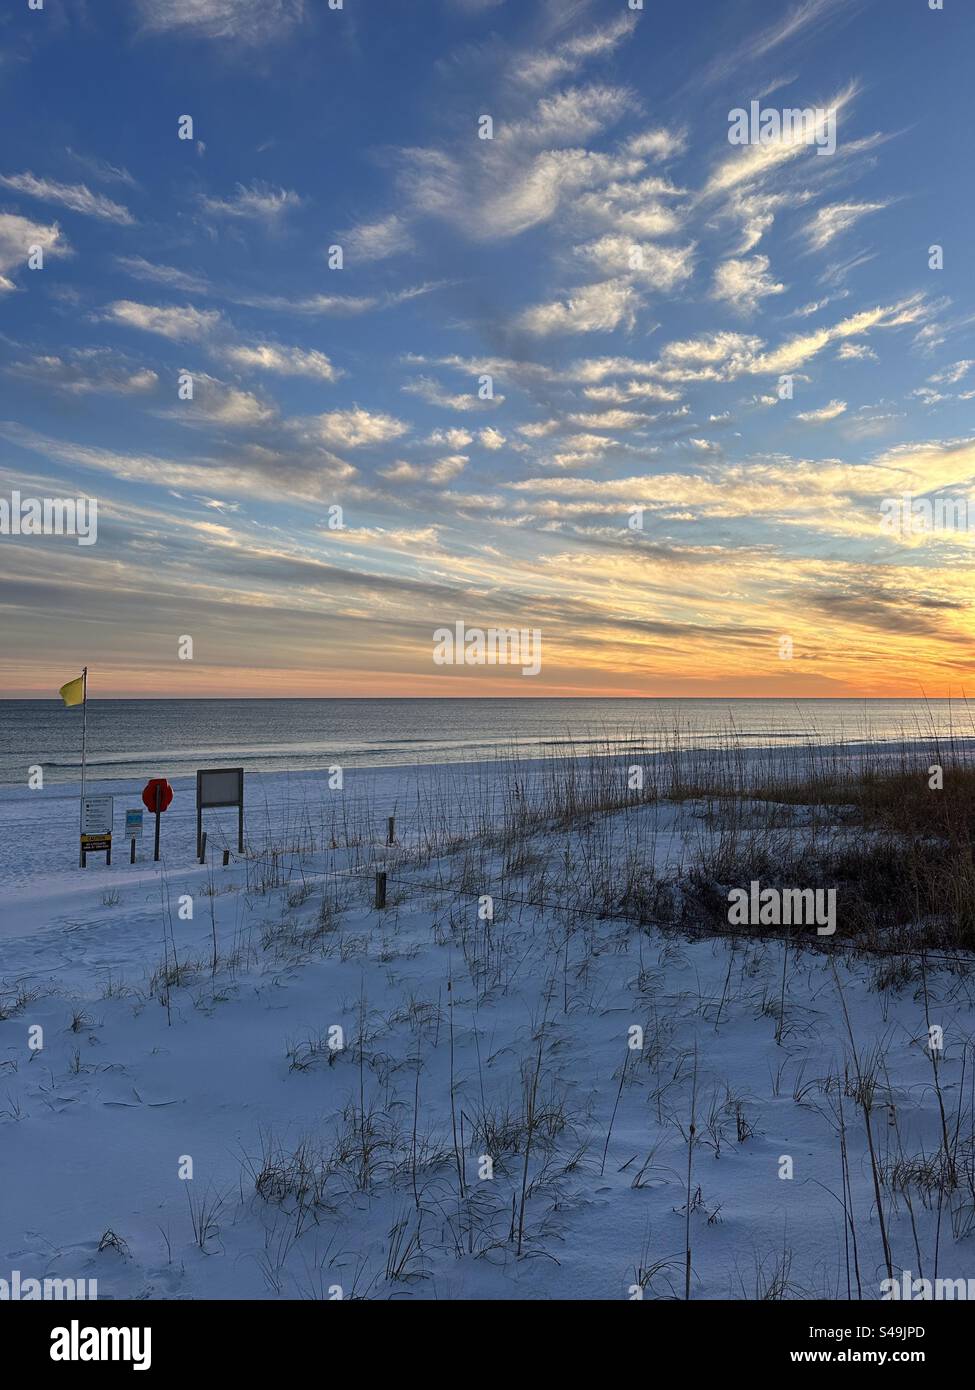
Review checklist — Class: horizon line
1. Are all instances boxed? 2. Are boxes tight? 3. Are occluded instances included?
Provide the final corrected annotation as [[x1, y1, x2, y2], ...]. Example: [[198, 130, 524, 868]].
[[1, 694, 965, 704]]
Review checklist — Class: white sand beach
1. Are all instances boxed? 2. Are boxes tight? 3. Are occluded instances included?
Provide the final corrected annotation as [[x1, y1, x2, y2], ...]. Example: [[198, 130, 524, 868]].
[[2, 749, 974, 1301]]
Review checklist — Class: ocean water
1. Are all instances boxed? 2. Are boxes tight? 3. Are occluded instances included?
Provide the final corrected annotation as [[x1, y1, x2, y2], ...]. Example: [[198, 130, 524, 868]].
[[1, 697, 973, 786]]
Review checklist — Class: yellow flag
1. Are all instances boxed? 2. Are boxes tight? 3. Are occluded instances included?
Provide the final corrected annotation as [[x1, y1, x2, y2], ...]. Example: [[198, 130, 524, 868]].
[[59, 675, 86, 707]]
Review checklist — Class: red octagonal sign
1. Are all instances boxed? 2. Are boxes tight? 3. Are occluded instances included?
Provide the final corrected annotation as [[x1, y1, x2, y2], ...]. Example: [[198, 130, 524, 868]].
[[142, 778, 173, 813]]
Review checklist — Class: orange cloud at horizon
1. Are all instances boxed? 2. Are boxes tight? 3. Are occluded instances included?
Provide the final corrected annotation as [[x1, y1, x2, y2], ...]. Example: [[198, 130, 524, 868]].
[[2, 656, 969, 702], [3, 437, 974, 702]]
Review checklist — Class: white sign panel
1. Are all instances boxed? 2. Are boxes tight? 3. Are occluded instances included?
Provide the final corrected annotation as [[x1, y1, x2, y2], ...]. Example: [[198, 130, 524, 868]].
[[198, 769, 243, 807], [81, 795, 113, 837]]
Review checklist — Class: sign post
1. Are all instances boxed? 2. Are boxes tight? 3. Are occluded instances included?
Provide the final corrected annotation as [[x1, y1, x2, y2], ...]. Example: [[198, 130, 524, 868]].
[[141, 779, 173, 862], [124, 808, 143, 863], [196, 768, 245, 861], [80, 794, 113, 868]]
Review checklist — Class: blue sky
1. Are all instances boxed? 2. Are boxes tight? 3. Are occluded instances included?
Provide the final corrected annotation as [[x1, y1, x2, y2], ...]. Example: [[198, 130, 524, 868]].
[[1, 0, 973, 698]]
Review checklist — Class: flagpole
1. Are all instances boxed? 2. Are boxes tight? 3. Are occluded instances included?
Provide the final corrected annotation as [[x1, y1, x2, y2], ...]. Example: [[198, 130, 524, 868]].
[[79, 667, 88, 868], [81, 667, 88, 799]]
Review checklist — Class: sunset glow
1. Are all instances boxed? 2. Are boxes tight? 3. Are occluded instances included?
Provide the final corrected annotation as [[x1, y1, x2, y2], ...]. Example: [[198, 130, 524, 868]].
[[1, 0, 972, 699]]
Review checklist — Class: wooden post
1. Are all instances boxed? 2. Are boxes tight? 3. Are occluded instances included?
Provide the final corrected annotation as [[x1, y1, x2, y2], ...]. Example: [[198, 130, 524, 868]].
[[130, 837, 136, 864], [375, 871, 387, 910], [199, 831, 207, 865], [222, 848, 230, 867], [153, 784, 162, 862], [78, 666, 88, 869], [387, 815, 395, 846], [196, 771, 203, 861]]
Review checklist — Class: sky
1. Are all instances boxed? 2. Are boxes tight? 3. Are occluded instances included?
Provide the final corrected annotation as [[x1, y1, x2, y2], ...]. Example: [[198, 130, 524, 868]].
[[0, 0, 973, 699]]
